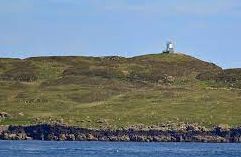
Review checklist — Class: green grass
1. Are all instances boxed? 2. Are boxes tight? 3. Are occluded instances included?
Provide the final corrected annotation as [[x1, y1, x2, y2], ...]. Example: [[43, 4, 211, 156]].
[[0, 53, 240, 128]]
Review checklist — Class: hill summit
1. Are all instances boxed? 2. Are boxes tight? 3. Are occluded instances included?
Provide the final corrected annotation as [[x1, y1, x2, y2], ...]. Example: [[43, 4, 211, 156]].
[[0, 53, 221, 83]]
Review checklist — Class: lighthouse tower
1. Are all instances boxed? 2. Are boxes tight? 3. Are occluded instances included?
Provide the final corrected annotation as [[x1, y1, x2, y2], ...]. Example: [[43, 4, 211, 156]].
[[166, 41, 175, 53]]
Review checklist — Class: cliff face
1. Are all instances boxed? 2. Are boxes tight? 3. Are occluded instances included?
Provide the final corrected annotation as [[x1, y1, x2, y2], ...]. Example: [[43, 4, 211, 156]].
[[1, 124, 241, 143]]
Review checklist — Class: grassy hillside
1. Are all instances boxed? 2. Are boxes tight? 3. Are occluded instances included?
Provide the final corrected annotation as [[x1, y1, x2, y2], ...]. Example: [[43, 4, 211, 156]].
[[0, 53, 240, 128]]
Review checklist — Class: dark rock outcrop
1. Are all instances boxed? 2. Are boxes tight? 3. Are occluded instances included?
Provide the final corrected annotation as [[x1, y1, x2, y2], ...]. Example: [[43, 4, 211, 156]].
[[1, 124, 241, 143]]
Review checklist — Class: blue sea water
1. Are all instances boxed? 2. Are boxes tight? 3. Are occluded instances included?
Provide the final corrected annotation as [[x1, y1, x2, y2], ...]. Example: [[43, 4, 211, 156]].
[[0, 141, 241, 157]]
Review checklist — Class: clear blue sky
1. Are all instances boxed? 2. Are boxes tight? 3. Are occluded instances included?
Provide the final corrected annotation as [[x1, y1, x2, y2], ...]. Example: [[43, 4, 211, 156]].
[[0, 0, 241, 68]]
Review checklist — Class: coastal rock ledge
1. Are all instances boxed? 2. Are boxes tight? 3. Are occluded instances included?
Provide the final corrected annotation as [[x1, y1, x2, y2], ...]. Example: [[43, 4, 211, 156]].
[[1, 124, 241, 143]]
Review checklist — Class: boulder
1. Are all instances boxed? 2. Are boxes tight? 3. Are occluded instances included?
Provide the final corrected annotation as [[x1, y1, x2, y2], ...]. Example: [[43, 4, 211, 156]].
[[0, 112, 10, 119]]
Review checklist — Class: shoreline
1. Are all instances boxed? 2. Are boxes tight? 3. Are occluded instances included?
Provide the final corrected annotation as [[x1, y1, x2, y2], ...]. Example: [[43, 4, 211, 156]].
[[1, 124, 241, 143]]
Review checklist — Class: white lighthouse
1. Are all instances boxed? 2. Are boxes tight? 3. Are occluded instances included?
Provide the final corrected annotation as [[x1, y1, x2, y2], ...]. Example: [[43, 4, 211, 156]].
[[166, 41, 175, 53]]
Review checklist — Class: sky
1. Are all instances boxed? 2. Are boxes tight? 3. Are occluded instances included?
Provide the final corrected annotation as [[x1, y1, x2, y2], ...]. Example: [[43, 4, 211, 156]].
[[0, 0, 241, 68]]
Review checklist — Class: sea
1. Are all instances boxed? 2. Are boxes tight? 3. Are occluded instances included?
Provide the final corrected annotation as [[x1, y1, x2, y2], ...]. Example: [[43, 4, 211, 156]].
[[0, 141, 241, 157]]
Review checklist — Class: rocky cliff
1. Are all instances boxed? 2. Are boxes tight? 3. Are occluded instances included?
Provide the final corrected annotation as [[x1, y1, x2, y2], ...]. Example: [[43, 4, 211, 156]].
[[1, 124, 241, 143]]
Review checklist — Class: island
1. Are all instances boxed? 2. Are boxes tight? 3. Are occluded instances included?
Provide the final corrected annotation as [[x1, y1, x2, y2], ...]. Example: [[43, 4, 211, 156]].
[[1, 52, 241, 142]]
